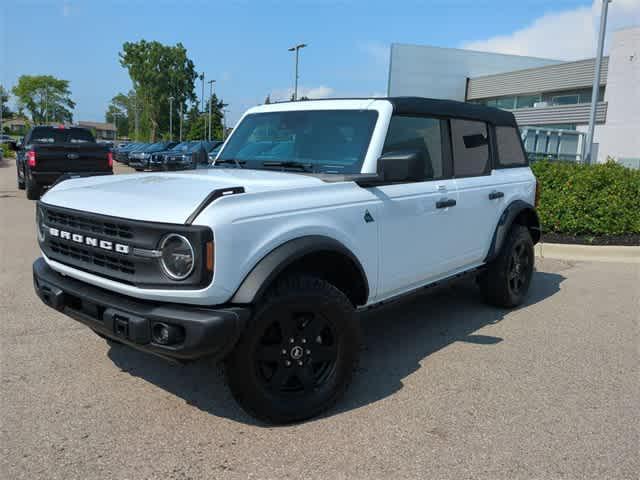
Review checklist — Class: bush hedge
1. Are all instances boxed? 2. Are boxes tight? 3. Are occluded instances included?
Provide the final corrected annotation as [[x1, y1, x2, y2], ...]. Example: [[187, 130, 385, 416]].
[[531, 160, 640, 236]]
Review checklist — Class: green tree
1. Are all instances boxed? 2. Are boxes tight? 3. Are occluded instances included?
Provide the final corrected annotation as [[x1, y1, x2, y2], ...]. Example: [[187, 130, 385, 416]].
[[185, 93, 225, 140], [105, 92, 132, 138], [119, 40, 197, 141], [11, 75, 75, 123], [1, 85, 13, 119]]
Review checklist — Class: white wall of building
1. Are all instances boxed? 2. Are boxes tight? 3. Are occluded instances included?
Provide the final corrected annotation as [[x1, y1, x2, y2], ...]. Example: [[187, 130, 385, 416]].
[[388, 43, 560, 100], [581, 27, 640, 163]]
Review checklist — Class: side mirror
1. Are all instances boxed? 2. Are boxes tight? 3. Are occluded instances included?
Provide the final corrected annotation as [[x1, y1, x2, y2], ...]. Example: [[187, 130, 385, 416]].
[[378, 150, 423, 183]]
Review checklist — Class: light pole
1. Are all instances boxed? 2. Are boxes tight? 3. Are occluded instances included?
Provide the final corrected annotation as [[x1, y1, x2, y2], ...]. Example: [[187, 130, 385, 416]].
[[222, 107, 229, 140], [112, 111, 120, 140], [208, 79, 216, 141], [288, 43, 307, 101], [168, 96, 174, 141], [179, 101, 183, 142], [585, 0, 611, 164]]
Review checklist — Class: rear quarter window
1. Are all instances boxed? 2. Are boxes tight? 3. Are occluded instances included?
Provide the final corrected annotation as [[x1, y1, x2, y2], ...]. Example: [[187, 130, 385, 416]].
[[496, 126, 528, 167], [451, 119, 489, 177]]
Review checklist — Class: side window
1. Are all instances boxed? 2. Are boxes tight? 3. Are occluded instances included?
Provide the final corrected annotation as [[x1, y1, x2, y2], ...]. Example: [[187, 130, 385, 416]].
[[382, 116, 444, 180], [450, 119, 489, 177], [496, 126, 528, 167]]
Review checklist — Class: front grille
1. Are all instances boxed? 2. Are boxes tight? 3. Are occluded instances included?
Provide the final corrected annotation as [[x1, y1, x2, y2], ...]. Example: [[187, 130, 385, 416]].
[[46, 208, 133, 239], [39, 203, 213, 289], [49, 240, 136, 275]]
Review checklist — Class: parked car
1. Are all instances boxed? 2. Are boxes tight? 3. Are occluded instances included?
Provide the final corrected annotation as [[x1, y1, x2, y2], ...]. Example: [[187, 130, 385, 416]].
[[147, 141, 194, 171], [32, 97, 539, 423], [207, 143, 223, 163], [12, 125, 112, 199], [114, 142, 146, 164], [1, 134, 14, 143], [128, 141, 178, 171], [162, 140, 221, 170]]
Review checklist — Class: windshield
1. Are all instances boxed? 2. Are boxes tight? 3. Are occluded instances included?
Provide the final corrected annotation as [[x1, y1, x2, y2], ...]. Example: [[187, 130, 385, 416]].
[[29, 127, 95, 144], [217, 110, 378, 173], [170, 141, 195, 152]]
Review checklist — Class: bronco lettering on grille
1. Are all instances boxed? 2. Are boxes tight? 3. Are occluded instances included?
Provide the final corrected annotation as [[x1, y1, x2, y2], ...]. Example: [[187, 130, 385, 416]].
[[48, 227, 130, 254]]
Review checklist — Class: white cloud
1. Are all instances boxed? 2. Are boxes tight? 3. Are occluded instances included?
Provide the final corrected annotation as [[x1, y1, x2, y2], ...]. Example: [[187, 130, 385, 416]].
[[63, 0, 72, 17], [359, 42, 389, 66], [462, 0, 640, 60], [270, 85, 335, 101]]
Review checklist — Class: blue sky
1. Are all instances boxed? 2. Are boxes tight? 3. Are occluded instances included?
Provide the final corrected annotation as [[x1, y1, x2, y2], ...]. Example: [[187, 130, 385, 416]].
[[2, 0, 637, 124]]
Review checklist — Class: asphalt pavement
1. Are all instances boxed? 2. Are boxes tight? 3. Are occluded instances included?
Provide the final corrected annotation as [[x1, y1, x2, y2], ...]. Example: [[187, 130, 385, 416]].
[[1, 157, 638, 479]]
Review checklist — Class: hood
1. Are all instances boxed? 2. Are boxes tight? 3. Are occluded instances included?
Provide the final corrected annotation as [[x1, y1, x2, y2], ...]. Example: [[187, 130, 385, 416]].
[[41, 168, 326, 224]]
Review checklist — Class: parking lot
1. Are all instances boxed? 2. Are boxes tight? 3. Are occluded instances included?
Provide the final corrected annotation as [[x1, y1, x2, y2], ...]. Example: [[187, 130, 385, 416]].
[[0, 157, 638, 479]]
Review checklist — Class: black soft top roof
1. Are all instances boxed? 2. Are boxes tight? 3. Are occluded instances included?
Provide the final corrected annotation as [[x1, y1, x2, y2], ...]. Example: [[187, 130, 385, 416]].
[[388, 97, 517, 127]]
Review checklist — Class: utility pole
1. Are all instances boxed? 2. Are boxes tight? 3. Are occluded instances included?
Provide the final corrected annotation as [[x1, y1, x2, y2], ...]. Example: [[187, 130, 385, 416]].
[[200, 72, 205, 140], [207, 79, 216, 141], [113, 111, 119, 140], [179, 101, 183, 142], [585, 0, 611, 164], [134, 94, 139, 140], [288, 43, 307, 101], [168, 96, 174, 142], [222, 108, 229, 140]]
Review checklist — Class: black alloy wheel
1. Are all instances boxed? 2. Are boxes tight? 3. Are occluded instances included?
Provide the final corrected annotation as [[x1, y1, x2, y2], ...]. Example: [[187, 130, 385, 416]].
[[254, 309, 338, 395], [226, 275, 360, 424]]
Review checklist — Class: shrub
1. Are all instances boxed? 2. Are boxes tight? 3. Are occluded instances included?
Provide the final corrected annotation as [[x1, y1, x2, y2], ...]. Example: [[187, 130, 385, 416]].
[[1, 142, 12, 159], [531, 160, 640, 236]]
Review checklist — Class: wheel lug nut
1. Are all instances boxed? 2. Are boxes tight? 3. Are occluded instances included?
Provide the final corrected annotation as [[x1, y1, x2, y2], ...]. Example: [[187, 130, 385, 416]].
[[316, 336, 322, 344], [305, 349, 311, 355], [289, 338, 295, 343], [302, 338, 306, 344], [281, 349, 287, 355], [298, 361, 303, 366], [285, 360, 291, 367]]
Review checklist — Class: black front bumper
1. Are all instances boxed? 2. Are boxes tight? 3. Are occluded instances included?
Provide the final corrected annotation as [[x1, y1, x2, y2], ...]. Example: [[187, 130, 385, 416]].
[[33, 258, 249, 362]]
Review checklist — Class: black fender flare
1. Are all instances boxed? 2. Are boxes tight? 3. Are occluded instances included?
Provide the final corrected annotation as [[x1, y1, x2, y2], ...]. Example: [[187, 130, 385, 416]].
[[484, 200, 540, 263], [230, 235, 369, 305]]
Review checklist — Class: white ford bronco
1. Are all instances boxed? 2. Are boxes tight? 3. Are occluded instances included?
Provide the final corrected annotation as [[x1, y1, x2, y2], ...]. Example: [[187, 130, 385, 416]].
[[33, 97, 540, 423]]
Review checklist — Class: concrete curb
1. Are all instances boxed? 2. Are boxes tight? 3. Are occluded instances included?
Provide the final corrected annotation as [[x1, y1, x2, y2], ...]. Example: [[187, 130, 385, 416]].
[[535, 242, 640, 263]]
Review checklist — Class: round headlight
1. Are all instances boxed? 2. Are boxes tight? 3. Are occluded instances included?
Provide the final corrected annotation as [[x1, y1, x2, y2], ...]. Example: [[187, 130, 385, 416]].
[[159, 234, 195, 280], [36, 206, 45, 242]]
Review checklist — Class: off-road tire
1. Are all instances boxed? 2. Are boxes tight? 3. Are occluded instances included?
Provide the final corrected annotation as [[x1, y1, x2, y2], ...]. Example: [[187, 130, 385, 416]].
[[226, 274, 361, 424], [479, 225, 534, 308], [25, 173, 41, 200]]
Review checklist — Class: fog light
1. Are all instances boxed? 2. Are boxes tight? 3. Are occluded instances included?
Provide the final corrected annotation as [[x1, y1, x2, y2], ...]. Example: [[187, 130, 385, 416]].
[[151, 322, 185, 345]]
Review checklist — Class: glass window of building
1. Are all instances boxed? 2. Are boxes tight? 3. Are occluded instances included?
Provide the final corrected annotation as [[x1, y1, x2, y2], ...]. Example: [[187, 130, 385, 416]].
[[515, 94, 541, 109]]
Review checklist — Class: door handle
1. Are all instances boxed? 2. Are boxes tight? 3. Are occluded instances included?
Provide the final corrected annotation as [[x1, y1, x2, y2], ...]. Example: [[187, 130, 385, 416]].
[[436, 198, 457, 209], [488, 191, 504, 200]]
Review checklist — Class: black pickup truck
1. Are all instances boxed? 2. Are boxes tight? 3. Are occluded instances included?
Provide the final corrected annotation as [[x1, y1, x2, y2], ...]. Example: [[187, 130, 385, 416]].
[[12, 126, 113, 200]]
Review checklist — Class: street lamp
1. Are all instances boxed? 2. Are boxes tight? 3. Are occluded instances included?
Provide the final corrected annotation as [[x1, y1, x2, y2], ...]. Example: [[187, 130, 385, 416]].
[[585, 0, 611, 164], [208, 79, 216, 141], [168, 96, 174, 141], [288, 43, 307, 101]]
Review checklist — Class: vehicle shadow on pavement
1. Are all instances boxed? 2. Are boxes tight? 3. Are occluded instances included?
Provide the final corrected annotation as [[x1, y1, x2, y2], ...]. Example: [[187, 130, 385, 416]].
[[106, 270, 565, 425]]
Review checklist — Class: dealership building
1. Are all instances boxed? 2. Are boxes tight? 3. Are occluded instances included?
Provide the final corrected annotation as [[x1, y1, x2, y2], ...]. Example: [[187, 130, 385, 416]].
[[387, 26, 639, 164]]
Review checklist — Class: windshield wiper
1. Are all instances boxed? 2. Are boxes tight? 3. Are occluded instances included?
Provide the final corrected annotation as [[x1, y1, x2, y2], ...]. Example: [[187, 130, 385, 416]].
[[213, 158, 245, 168], [261, 161, 314, 172]]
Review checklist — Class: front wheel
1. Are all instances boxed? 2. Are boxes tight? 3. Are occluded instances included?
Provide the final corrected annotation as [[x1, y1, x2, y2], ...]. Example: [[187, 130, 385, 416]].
[[479, 225, 534, 308], [226, 275, 361, 424]]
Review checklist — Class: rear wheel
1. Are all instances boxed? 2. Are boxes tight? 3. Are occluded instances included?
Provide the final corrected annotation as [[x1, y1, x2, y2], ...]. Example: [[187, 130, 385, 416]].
[[226, 275, 361, 424], [17, 163, 25, 190], [25, 172, 41, 200], [479, 225, 534, 308]]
